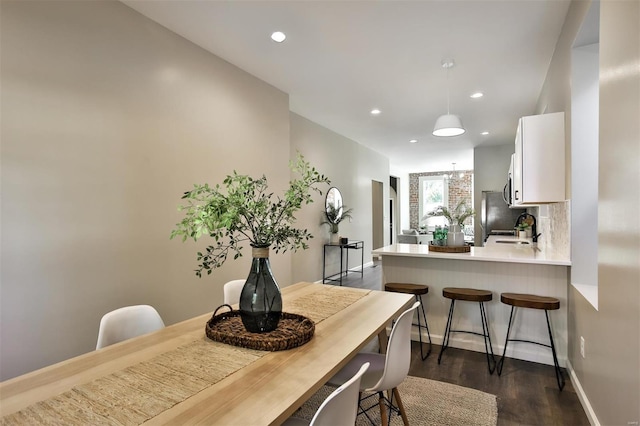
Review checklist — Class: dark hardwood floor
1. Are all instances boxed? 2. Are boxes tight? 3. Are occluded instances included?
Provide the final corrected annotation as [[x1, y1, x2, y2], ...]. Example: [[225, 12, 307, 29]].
[[337, 264, 589, 426]]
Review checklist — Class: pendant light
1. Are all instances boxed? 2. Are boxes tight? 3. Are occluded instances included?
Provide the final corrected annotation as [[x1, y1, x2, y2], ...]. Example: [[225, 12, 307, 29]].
[[447, 163, 464, 180], [433, 59, 466, 137]]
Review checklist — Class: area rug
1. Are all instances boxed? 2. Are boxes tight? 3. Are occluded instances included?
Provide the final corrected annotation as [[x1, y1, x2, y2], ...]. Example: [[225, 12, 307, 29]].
[[294, 375, 498, 426]]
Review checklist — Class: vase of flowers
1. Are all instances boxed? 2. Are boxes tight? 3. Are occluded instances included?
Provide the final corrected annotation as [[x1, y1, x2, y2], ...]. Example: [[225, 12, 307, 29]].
[[170, 153, 330, 332], [422, 200, 475, 247], [447, 224, 465, 247], [240, 244, 281, 332]]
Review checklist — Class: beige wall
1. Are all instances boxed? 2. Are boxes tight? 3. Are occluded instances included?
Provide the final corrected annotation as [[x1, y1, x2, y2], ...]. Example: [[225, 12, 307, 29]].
[[289, 113, 390, 284], [0, 0, 288, 380], [537, 1, 640, 423], [0, 1, 390, 380]]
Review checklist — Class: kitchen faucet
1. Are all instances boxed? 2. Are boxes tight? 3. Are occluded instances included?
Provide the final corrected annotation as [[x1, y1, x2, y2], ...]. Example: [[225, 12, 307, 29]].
[[515, 212, 541, 243]]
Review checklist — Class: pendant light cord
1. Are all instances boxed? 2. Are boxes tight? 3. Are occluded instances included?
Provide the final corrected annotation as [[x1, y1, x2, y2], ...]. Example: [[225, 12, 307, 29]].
[[446, 63, 451, 115]]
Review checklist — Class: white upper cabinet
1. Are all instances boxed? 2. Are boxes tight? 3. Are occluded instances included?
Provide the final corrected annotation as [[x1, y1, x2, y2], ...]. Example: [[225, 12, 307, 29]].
[[512, 112, 566, 205]]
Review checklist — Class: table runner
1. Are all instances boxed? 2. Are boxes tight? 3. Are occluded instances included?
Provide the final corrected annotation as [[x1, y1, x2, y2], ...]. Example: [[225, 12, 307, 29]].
[[1, 286, 370, 425]]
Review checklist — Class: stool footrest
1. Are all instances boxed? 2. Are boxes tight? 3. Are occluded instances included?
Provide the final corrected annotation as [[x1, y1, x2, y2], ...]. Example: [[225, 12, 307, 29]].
[[504, 338, 553, 350], [447, 329, 490, 338]]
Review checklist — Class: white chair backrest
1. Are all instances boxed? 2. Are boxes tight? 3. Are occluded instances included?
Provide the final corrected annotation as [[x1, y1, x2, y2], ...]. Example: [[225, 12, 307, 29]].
[[96, 305, 165, 350], [371, 301, 420, 392], [310, 362, 370, 426], [223, 279, 245, 305]]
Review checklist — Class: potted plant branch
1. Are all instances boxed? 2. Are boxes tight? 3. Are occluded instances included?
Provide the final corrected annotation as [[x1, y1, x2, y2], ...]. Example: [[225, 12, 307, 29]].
[[322, 203, 353, 243], [422, 200, 475, 247], [171, 153, 330, 332]]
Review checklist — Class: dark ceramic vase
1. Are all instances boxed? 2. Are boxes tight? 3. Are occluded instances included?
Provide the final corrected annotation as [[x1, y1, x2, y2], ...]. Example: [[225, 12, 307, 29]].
[[239, 245, 282, 333]]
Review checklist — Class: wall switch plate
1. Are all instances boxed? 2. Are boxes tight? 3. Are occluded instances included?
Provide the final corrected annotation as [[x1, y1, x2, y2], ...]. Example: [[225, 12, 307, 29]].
[[580, 336, 585, 358]]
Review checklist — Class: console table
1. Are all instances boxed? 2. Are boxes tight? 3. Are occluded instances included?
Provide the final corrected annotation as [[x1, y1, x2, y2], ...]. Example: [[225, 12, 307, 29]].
[[322, 240, 364, 285]]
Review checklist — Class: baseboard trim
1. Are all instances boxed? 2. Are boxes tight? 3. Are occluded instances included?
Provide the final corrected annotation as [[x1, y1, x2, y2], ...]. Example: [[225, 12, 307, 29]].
[[565, 359, 600, 426], [410, 329, 563, 367]]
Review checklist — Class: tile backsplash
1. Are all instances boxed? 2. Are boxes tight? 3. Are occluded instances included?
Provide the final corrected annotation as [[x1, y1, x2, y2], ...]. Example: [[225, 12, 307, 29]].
[[538, 200, 570, 258]]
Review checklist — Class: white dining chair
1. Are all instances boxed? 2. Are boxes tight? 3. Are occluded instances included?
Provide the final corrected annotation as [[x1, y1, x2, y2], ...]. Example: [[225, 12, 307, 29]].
[[328, 301, 420, 426], [282, 362, 370, 426], [223, 279, 246, 305], [96, 305, 165, 350]]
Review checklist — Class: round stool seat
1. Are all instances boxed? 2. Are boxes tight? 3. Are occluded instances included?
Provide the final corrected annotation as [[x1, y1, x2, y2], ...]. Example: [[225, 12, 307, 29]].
[[501, 293, 560, 310], [385, 282, 429, 295], [443, 287, 492, 302]]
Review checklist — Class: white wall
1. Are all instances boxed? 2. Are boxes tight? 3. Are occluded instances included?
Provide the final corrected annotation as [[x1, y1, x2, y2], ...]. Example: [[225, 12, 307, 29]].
[[570, 42, 599, 305], [290, 113, 390, 284], [0, 1, 292, 380]]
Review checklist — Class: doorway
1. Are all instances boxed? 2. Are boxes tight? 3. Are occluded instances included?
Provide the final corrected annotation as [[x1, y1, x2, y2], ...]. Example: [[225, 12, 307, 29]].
[[371, 180, 384, 250]]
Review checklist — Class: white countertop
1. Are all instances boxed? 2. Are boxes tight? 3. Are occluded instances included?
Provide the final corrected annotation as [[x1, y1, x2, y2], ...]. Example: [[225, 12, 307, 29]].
[[372, 235, 571, 266]]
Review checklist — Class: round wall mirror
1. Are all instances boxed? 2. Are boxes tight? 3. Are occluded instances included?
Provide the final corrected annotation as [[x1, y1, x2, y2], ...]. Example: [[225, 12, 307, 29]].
[[325, 187, 343, 222]]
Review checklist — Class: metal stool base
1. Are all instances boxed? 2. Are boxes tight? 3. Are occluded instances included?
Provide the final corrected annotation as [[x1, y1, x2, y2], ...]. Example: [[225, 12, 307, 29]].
[[437, 299, 496, 374], [497, 305, 565, 390], [414, 294, 432, 360]]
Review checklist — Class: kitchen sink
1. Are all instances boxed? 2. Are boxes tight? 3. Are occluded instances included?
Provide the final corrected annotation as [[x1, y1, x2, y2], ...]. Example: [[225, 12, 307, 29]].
[[496, 240, 530, 245]]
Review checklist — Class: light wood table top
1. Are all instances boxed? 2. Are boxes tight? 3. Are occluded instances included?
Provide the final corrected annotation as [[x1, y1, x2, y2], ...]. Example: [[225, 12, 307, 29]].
[[0, 282, 412, 425]]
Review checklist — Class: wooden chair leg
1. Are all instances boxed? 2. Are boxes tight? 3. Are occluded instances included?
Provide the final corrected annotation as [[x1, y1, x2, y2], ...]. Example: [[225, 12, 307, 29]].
[[392, 387, 409, 425], [378, 391, 389, 426]]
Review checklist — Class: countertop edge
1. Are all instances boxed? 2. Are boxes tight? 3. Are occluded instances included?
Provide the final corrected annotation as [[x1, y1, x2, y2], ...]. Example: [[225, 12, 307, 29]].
[[372, 244, 571, 266]]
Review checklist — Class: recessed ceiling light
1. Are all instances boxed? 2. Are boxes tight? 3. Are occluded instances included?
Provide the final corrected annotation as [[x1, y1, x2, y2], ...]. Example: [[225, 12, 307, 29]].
[[370, 109, 381, 115], [470, 92, 484, 99], [271, 31, 286, 43], [409, 139, 418, 143], [481, 131, 489, 135]]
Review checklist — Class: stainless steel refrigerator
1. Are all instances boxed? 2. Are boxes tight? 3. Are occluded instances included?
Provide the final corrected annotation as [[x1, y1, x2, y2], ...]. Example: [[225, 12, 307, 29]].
[[480, 191, 526, 245]]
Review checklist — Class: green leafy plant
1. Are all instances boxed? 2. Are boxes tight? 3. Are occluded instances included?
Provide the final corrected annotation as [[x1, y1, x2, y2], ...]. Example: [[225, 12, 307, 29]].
[[517, 222, 530, 231], [171, 153, 330, 277], [422, 200, 475, 227], [322, 203, 353, 234]]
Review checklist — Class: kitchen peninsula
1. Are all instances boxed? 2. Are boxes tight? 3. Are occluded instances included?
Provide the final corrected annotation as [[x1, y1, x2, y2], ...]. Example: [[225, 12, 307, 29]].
[[372, 240, 570, 366]]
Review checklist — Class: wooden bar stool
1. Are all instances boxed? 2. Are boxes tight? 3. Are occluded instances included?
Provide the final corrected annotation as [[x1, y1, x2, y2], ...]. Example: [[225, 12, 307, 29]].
[[384, 282, 432, 359], [497, 293, 565, 390], [438, 287, 496, 374]]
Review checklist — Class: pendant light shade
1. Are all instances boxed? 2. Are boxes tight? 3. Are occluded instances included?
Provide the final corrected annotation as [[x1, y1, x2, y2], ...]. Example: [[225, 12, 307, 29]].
[[433, 114, 465, 137], [433, 59, 466, 137]]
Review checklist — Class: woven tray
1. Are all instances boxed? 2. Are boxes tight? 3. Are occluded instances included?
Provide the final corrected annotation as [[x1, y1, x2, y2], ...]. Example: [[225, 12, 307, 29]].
[[428, 243, 471, 253], [205, 305, 315, 351]]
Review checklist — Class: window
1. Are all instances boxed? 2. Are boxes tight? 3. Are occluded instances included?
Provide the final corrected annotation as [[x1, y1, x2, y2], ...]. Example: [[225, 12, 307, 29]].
[[418, 175, 448, 228]]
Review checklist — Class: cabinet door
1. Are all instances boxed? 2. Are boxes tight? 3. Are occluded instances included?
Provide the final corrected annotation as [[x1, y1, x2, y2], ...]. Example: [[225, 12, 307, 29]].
[[513, 112, 565, 205]]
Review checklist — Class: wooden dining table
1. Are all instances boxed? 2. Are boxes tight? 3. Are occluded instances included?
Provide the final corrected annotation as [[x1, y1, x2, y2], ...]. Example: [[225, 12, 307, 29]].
[[0, 282, 413, 425]]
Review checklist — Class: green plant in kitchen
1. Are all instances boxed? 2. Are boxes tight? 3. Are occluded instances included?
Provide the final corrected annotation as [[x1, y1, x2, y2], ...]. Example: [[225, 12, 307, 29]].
[[422, 199, 476, 226], [171, 153, 331, 277], [322, 203, 353, 235], [517, 222, 530, 232]]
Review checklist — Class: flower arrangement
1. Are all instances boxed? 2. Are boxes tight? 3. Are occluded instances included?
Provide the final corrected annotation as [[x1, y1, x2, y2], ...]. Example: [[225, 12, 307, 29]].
[[170, 153, 330, 277], [422, 199, 475, 227], [322, 203, 353, 234]]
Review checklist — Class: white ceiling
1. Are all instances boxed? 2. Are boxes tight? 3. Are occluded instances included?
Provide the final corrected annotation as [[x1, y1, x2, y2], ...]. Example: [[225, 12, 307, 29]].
[[122, 0, 571, 173]]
